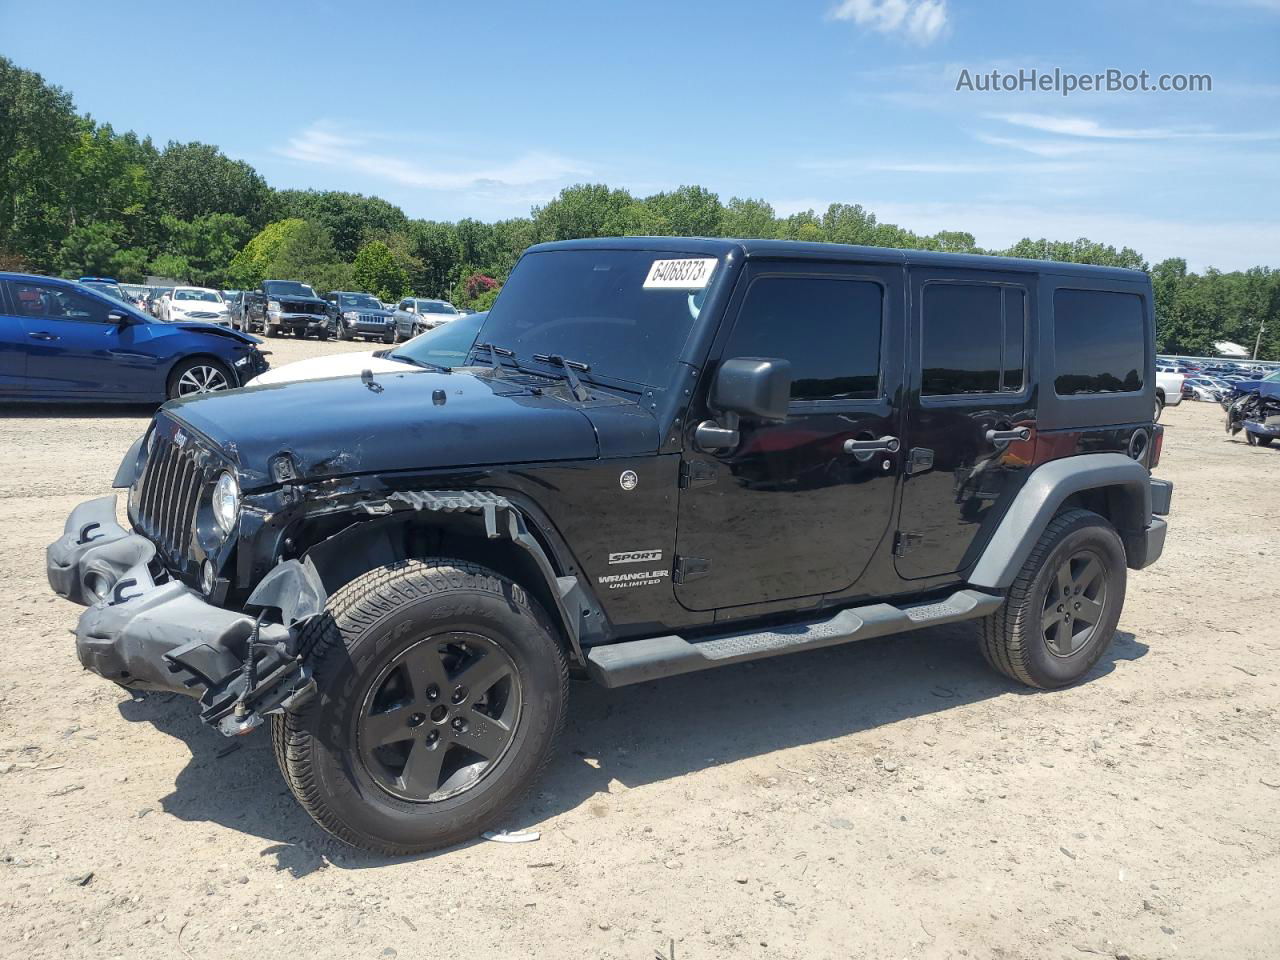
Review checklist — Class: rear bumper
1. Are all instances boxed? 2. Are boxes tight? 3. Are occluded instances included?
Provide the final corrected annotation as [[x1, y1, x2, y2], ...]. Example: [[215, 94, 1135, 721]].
[[47, 496, 314, 735], [1245, 419, 1280, 437], [1125, 476, 1171, 570], [1126, 517, 1167, 570]]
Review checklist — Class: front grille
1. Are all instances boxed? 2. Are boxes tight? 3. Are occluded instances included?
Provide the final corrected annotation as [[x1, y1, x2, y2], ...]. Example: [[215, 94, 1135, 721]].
[[355, 313, 390, 327], [134, 430, 205, 568], [282, 300, 325, 315], [187, 311, 219, 320]]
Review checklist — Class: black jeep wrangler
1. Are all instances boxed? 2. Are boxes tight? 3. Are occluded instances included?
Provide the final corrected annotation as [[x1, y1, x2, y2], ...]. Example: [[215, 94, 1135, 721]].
[[47, 238, 1171, 854]]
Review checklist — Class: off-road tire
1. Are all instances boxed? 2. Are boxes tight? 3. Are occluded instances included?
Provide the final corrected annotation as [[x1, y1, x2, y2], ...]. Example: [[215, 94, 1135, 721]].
[[979, 509, 1126, 689], [272, 559, 568, 855]]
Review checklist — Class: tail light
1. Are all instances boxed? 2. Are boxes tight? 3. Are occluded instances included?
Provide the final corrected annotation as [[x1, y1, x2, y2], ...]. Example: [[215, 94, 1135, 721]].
[[1150, 425, 1164, 469]]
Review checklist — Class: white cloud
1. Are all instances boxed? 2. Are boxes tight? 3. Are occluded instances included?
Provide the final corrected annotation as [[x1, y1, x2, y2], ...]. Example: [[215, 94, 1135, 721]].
[[989, 113, 1280, 141], [973, 134, 1115, 157], [277, 122, 588, 192], [828, 0, 949, 45], [858, 199, 1280, 271]]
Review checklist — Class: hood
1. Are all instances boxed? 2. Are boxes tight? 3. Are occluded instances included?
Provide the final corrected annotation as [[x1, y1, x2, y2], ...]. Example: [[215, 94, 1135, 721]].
[[247, 350, 406, 386], [341, 306, 394, 317], [1236, 379, 1280, 399], [165, 368, 602, 488], [170, 321, 261, 345]]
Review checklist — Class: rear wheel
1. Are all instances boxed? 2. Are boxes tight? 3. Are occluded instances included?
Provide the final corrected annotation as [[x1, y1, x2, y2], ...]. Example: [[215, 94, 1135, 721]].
[[273, 559, 568, 855], [979, 509, 1126, 689]]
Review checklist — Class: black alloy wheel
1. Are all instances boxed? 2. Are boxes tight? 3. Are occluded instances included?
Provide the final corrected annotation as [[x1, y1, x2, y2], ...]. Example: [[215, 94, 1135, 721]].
[[1041, 549, 1108, 658], [358, 632, 520, 802]]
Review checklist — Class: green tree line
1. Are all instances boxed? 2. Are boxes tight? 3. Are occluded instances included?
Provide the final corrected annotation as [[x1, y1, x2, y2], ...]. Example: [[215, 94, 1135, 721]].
[[1, 56, 1275, 354]]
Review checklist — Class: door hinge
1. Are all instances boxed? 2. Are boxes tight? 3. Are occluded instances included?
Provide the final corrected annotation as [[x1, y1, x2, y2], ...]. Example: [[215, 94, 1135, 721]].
[[673, 555, 712, 583], [678, 459, 718, 488], [906, 447, 934, 476], [893, 532, 923, 556]]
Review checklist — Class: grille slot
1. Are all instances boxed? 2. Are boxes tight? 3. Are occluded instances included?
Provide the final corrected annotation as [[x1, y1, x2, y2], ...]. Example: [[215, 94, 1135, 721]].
[[134, 431, 205, 568]]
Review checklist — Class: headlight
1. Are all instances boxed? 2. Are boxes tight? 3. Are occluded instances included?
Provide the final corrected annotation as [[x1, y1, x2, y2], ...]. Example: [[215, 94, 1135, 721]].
[[343, 311, 359, 321], [212, 471, 240, 536], [267, 300, 282, 312]]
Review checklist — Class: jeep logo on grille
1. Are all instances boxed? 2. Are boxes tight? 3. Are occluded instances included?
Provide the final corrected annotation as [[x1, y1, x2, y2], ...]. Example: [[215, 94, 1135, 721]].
[[173, 429, 187, 448]]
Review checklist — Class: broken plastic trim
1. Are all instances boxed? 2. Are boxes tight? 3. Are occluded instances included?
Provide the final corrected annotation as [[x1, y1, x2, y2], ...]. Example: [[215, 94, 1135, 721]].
[[350, 489, 591, 663]]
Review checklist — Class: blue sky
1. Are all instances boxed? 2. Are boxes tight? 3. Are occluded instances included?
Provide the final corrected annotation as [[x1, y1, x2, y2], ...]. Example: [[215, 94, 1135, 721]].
[[3, 0, 1278, 269]]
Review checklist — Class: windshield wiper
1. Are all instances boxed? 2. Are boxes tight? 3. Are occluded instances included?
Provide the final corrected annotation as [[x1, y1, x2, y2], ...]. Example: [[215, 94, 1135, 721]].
[[533, 353, 591, 401], [472, 342, 515, 378], [384, 352, 451, 373]]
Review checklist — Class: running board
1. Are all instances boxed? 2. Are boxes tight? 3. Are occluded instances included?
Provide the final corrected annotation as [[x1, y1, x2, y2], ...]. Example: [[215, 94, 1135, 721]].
[[585, 589, 1004, 688]]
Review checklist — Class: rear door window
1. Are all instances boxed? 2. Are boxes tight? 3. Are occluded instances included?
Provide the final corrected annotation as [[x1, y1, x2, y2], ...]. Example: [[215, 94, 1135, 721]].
[[921, 283, 1026, 396]]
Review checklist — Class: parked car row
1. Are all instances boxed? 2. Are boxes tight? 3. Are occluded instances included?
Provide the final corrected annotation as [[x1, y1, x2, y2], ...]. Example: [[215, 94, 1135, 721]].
[[0, 272, 268, 402], [228, 280, 463, 342]]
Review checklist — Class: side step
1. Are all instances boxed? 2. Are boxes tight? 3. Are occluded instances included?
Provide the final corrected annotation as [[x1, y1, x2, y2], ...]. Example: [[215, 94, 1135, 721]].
[[585, 589, 1003, 688]]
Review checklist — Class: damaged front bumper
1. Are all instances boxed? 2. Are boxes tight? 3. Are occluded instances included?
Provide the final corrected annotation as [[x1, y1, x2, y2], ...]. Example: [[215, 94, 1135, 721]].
[[47, 496, 322, 736]]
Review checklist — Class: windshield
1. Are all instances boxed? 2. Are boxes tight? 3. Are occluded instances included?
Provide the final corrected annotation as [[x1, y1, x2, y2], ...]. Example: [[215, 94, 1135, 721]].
[[419, 301, 457, 314], [174, 289, 222, 302], [340, 293, 383, 310], [80, 280, 127, 301], [1264, 369, 1280, 382], [473, 249, 721, 387], [263, 280, 317, 298], [391, 312, 486, 368]]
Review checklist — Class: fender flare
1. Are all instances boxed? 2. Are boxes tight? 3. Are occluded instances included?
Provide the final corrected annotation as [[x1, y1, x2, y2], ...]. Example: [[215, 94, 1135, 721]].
[[298, 490, 598, 665], [967, 453, 1153, 589]]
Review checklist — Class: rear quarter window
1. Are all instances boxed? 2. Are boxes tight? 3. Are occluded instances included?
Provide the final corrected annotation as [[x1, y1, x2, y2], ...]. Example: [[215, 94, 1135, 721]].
[[1053, 289, 1145, 396]]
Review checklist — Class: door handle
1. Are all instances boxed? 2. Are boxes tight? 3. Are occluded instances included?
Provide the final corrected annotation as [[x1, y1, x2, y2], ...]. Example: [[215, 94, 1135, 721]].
[[27, 331, 59, 341], [843, 435, 900, 454], [985, 427, 1031, 444]]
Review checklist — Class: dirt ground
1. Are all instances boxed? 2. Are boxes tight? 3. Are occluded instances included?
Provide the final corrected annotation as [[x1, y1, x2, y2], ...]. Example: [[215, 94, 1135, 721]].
[[1, 341, 1277, 960]]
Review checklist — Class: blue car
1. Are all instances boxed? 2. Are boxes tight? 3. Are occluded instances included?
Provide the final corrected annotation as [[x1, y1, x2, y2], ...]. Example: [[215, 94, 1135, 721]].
[[1, 273, 269, 402]]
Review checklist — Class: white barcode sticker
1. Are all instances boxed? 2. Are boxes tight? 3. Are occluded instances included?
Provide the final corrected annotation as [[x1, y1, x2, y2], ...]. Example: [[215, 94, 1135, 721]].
[[642, 258, 718, 289]]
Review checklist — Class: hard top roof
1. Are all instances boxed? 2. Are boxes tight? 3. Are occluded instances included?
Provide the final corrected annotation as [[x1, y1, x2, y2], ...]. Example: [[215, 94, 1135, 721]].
[[526, 236, 1147, 280]]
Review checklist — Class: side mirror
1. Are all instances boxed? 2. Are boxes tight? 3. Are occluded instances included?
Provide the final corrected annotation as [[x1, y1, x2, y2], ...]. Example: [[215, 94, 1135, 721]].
[[711, 357, 792, 421], [695, 357, 792, 452], [107, 310, 132, 325]]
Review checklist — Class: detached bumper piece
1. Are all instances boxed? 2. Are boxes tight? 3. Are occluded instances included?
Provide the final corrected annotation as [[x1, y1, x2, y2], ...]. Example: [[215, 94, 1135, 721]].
[[47, 496, 319, 737]]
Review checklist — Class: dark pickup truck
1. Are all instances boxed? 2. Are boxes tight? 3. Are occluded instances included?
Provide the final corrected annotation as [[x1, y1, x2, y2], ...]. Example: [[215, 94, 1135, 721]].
[[241, 280, 331, 339], [47, 237, 1171, 856]]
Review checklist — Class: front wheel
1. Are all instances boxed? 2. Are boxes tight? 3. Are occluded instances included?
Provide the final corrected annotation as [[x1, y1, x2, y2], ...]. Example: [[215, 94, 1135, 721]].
[[167, 357, 233, 399], [1154, 396, 1165, 422], [273, 559, 568, 855], [979, 509, 1126, 689]]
